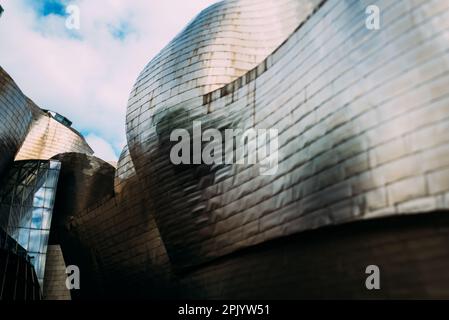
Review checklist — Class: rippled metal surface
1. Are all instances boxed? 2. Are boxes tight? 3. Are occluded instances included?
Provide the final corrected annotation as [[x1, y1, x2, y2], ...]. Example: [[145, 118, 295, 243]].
[[125, 0, 323, 268], [0, 66, 93, 168], [51, 153, 115, 226], [0, 67, 33, 178], [45, 153, 115, 299], [0, 66, 95, 296], [15, 105, 93, 161], [120, 0, 449, 270], [126, 0, 323, 171], [114, 145, 136, 194], [65, 151, 172, 298]]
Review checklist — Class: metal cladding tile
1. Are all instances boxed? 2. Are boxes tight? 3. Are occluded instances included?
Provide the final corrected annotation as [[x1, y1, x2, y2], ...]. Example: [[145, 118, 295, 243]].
[[13, 0, 431, 283], [15, 105, 93, 161], [126, 0, 323, 163], [0, 67, 33, 178], [121, 1, 447, 265]]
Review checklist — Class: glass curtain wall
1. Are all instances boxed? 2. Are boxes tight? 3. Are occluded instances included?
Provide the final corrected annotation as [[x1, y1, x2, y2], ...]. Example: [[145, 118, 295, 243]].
[[0, 160, 61, 288]]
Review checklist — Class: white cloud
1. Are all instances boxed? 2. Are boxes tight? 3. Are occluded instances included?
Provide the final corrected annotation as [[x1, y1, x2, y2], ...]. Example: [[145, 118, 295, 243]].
[[85, 133, 118, 162], [0, 0, 218, 160]]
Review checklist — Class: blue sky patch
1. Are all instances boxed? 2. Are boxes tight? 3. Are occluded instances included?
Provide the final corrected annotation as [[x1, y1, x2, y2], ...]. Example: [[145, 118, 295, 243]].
[[108, 21, 134, 40], [27, 0, 68, 17]]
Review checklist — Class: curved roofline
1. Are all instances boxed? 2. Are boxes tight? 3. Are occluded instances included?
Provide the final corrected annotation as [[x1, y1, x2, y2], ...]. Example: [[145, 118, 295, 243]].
[[202, 0, 327, 106], [39, 108, 92, 151]]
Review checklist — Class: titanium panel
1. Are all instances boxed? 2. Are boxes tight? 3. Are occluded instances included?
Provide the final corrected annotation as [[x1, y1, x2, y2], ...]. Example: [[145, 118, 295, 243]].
[[0, 67, 33, 178], [123, 0, 449, 269], [15, 106, 93, 161]]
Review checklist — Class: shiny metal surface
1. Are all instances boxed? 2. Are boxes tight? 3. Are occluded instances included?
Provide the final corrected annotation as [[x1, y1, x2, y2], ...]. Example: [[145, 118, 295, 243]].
[[15, 105, 93, 161], [65, 153, 172, 298], [125, 0, 323, 268], [0, 67, 33, 178], [2, 0, 448, 299], [42, 245, 71, 300], [0, 66, 93, 166], [114, 145, 136, 194], [121, 0, 449, 269], [126, 0, 323, 172], [45, 153, 115, 299], [0, 67, 95, 296], [51, 153, 115, 228]]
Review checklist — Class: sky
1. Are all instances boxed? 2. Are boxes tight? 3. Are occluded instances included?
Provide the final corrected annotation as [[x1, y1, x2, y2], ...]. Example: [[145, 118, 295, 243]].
[[0, 0, 219, 161]]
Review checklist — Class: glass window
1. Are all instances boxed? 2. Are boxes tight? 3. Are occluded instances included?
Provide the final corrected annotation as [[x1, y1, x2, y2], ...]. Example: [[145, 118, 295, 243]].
[[0, 160, 61, 286], [39, 231, 49, 254], [17, 228, 30, 250], [42, 208, 53, 230], [0, 204, 11, 230], [49, 161, 61, 170], [20, 188, 34, 208], [18, 206, 33, 229], [32, 188, 45, 207], [28, 252, 37, 265], [43, 188, 55, 209], [37, 253, 47, 279], [45, 170, 59, 187], [28, 229, 41, 253], [1, 190, 13, 205], [31, 208, 43, 229]]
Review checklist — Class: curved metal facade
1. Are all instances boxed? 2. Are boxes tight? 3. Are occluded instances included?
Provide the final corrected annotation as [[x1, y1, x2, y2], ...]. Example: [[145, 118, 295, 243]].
[[0, 67, 33, 178], [15, 106, 93, 161], [0, 66, 93, 165], [61, 149, 173, 298], [114, 145, 136, 194], [0, 65, 94, 299], [119, 0, 449, 270], [125, 0, 324, 268], [46, 153, 115, 300], [126, 0, 323, 175], [2, 0, 448, 299], [51, 153, 115, 226]]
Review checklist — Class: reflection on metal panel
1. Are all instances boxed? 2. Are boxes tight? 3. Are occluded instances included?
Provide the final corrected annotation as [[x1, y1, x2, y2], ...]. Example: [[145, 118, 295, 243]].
[[0, 66, 93, 167], [42, 245, 72, 300], [15, 106, 93, 161], [0, 160, 61, 287], [126, 0, 323, 174], [46, 153, 115, 299], [121, 0, 449, 270], [0, 67, 33, 178], [0, 65, 95, 298], [51, 153, 115, 228], [114, 145, 136, 193]]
